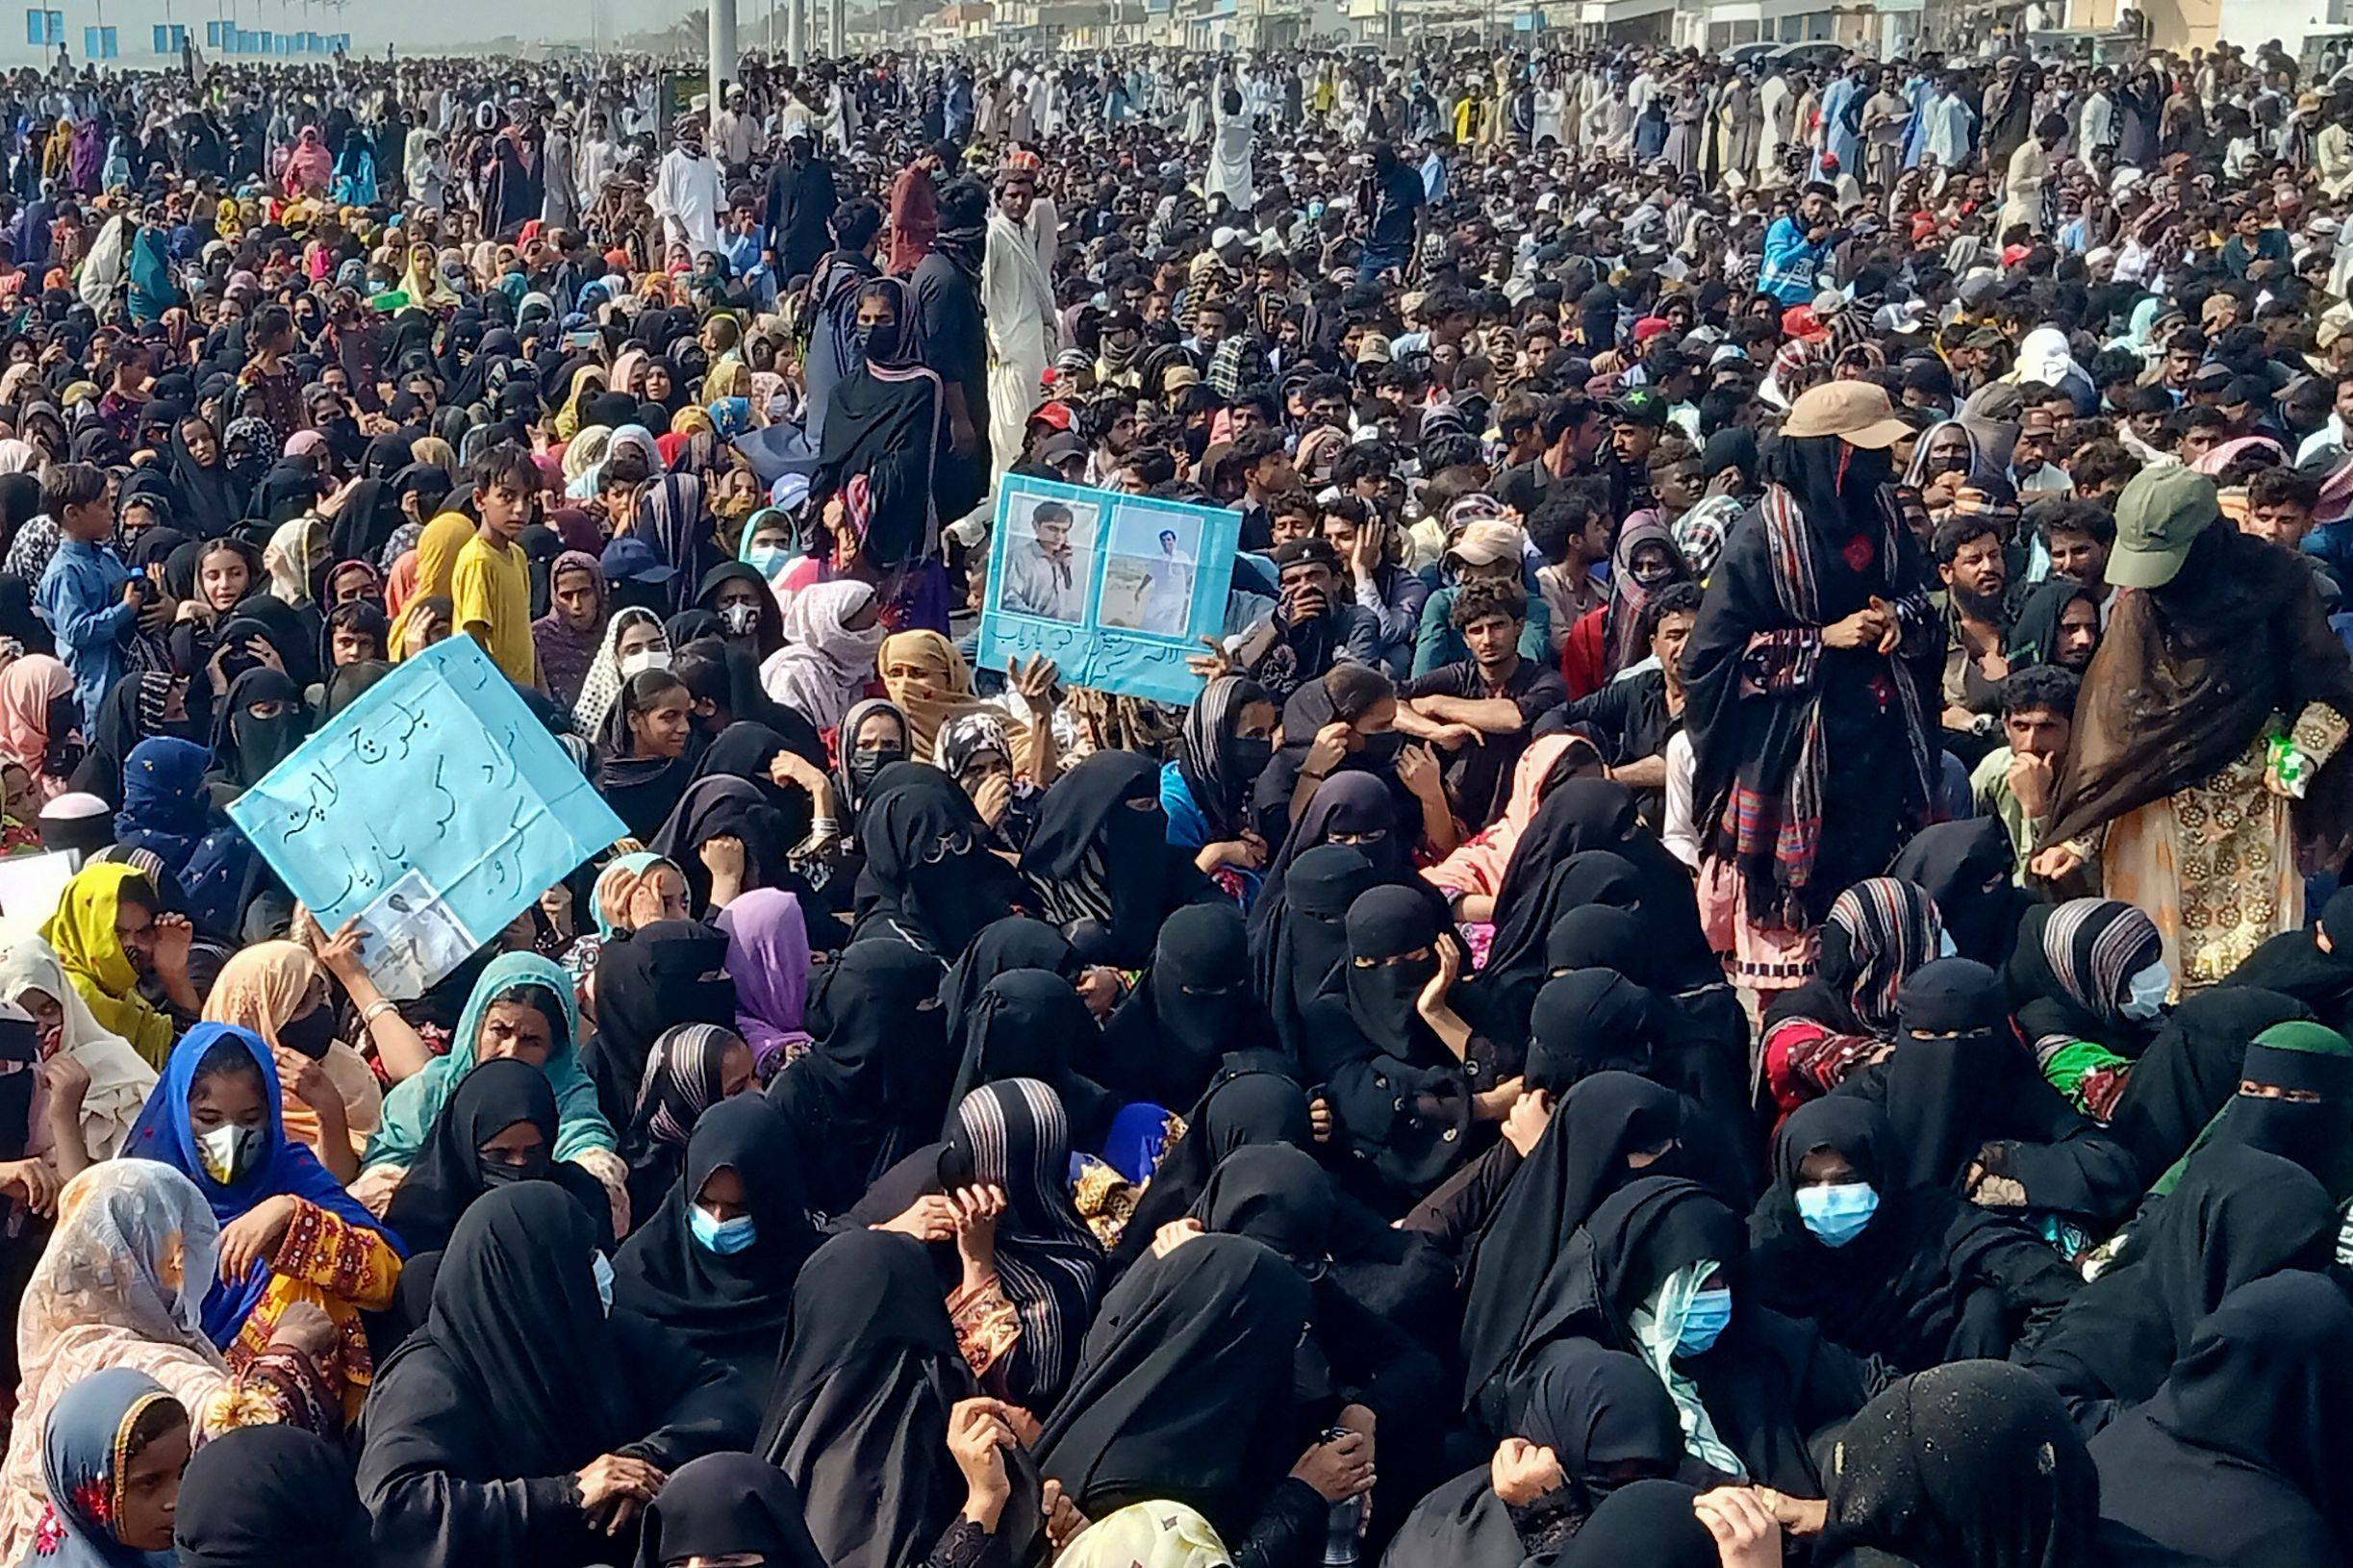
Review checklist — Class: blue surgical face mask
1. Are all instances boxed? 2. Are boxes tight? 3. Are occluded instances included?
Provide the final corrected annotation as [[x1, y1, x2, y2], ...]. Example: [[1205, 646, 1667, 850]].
[[1795, 1181, 1880, 1248], [746, 544, 795, 581], [591, 1250, 616, 1315], [1936, 927, 1958, 959], [2121, 960, 2171, 1021], [690, 1205, 759, 1255], [1677, 1287, 1733, 1355]]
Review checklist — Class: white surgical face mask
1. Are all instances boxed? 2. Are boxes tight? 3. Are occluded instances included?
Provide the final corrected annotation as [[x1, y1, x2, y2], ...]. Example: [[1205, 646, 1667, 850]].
[[619, 647, 670, 678], [2122, 960, 2171, 1021]]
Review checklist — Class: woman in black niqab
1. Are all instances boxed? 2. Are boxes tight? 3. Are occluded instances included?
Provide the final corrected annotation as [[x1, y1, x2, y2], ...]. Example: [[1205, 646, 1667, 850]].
[[1023, 749, 1218, 969], [1746, 1096, 2082, 1373], [2103, 985, 2317, 1183], [1302, 885, 1478, 1201], [1847, 958, 2142, 1230], [767, 938, 953, 1217], [167, 415, 247, 541], [1889, 815, 2031, 969], [2014, 1139, 2338, 1433], [355, 1183, 756, 1568], [1100, 902, 1276, 1108], [1108, 1050, 1315, 1276], [853, 761, 1028, 959], [757, 1229, 1040, 1568], [580, 918, 737, 1134], [2088, 1271, 2353, 1568], [2222, 884, 2353, 1033], [613, 1095, 819, 1396], [1034, 1232, 1322, 1548], [203, 667, 306, 808], [938, 915, 1079, 1026], [1251, 844, 1375, 1063]]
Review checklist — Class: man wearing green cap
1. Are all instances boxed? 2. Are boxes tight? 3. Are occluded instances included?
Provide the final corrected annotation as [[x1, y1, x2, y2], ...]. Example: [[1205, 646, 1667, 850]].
[[2038, 466, 2353, 992]]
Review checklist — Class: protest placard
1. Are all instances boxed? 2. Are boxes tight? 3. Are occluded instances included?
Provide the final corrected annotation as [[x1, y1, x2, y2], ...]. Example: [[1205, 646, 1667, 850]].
[[975, 474, 1241, 706], [226, 637, 626, 997]]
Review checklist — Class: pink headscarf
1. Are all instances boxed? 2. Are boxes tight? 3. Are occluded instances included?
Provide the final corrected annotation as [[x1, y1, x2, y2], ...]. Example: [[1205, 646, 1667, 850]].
[[1421, 734, 1581, 901]]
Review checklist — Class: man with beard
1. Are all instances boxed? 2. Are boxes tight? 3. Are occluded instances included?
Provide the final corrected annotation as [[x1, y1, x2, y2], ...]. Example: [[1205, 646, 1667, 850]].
[[1935, 513, 2013, 751]]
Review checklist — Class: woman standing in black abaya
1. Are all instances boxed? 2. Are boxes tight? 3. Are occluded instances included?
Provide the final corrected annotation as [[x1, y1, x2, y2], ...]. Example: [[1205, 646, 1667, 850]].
[[613, 1096, 819, 1399], [1681, 383, 1941, 978], [356, 1185, 756, 1568]]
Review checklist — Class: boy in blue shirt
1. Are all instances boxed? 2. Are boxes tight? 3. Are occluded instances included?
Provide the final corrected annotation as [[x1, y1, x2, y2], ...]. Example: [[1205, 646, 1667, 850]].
[[35, 462, 139, 729]]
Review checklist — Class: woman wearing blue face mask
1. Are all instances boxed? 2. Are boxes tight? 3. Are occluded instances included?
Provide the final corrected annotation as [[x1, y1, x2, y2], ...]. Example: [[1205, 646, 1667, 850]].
[[2005, 898, 2170, 1120], [1482, 1175, 1870, 1498], [613, 1095, 820, 1401], [1747, 1097, 2083, 1374]]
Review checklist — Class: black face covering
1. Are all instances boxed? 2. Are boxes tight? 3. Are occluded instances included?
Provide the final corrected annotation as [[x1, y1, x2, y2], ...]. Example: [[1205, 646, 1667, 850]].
[[276, 1003, 339, 1060], [1339, 884, 1442, 1059]]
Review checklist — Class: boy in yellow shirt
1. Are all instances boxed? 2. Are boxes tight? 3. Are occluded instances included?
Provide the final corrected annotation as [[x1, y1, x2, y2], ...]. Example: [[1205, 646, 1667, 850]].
[[449, 444, 542, 689]]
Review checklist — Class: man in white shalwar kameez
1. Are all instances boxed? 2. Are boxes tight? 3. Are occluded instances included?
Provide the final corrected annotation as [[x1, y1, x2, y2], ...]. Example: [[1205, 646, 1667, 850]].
[[574, 112, 621, 212], [983, 168, 1059, 486], [653, 117, 725, 260]]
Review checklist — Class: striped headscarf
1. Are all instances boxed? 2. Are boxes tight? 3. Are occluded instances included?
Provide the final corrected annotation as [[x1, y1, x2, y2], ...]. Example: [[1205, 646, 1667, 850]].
[[2035, 898, 2163, 1031], [634, 1023, 748, 1152], [948, 1077, 1103, 1406], [1822, 878, 1946, 1035]]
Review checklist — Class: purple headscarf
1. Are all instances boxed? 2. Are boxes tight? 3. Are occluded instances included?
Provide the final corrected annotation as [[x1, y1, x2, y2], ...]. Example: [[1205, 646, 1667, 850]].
[[715, 887, 812, 1075]]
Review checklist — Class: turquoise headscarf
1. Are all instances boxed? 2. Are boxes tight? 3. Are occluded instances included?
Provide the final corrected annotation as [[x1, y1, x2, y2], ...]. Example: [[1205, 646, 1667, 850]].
[[366, 951, 613, 1168]]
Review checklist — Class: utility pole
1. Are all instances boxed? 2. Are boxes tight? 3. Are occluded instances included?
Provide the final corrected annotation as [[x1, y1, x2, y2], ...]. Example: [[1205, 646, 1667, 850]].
[[785, 0, 803, 65], [711, 0, 737, 104]]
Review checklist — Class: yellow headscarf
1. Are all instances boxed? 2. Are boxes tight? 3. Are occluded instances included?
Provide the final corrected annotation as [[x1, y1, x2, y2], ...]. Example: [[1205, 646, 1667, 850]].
[[387, 511, 476, 659], [556, 367, 607, 443], [396, 242, 457, 309], [1058, 1504, 1231, 1568], [41, 863, 174, 1067], [201, 940, 381, 1160], [877, 629, 1027, 767]]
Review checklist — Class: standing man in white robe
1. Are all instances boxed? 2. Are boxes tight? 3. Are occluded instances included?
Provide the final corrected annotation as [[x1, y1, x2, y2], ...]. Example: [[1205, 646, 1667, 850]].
[[983, 167, 1058, 486], [653, 115, 724, 262], [574, 110, 621, 214]]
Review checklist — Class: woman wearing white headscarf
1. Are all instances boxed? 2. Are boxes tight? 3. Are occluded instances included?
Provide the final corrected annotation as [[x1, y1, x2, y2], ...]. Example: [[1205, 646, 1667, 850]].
[[0, 929, 156, 1165], [572, 606, 671, 738], [759, 580, 889, 734]]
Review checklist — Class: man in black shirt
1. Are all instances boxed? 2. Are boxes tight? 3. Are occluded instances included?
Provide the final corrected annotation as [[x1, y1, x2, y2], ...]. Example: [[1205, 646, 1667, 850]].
[[1554, 580, 1701, 827], [1396, 578, 1566, 827], [1362, 142, 1424, 280], [911, 175, 991, 518]]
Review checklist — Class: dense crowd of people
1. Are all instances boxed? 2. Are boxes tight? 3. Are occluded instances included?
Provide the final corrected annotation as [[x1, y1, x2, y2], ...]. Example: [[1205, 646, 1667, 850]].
[[0, 25, 2350, 1568]]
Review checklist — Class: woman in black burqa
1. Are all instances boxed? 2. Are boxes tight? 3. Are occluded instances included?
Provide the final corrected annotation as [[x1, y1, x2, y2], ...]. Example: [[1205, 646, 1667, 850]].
[[938, 969, 1118, 1154], [1023, 750, 1222, 970], [1100, 902, 1278, 1109], [2014, 1138, 2338, 1434], [1033, 1232, 1335, 1561], [853, 762, 1029, 958], [355, 1184, 756, 1568], [1387, 1340, 1694, 1568], [757, 1228, 1041, 1568], [768, 939, 956, 1218], [613, 1095, 820, 1398], [2088, 1271, 2353, 1568], [628, 1452, 828, 1568], [1250, 843, 1375, 1062], [1745, 1096, 2081, 1374], [1463, 1175, 1871, 1496]]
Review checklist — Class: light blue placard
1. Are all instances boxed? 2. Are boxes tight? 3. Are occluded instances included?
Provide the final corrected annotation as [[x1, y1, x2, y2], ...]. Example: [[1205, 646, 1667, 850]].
[[226, 637, 625, 994], [975, 475, 1240, 707]]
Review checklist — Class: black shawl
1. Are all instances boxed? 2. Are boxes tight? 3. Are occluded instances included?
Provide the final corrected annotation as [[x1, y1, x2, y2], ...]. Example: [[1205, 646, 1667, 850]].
[[356, 1185, 756, 1568], [852, 761, 1029, 959], [767, 938, 954, 1217], [1022, 749, 1216, 970], [1250, 843, 1375, 1063], [1887, 815, 2033, 970], [580, 919, 738, 1136], [2015, 1141, 2338, 1431], [757, 1230, 1037, 1568], [2088, 1271, 2353, 1568], [1109, 1050, 1315, 1276], [1034, 1233, 1316, 1538]]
